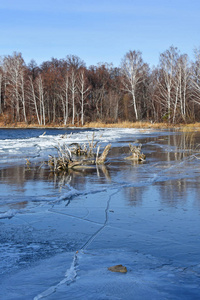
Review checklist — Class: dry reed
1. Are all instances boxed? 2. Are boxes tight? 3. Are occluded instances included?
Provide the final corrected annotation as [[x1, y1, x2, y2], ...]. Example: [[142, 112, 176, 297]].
[[2, 120, 200, 131]]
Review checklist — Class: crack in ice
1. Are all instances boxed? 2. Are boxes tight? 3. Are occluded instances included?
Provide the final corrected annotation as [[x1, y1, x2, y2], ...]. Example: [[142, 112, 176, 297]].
[[33, 252, 78, 300], [33, 188, 120, 299], [81, 188, 120, 250]]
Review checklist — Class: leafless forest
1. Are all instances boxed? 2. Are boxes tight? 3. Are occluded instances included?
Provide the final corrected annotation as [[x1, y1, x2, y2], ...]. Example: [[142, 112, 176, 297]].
[[1, 46, 200, 126]]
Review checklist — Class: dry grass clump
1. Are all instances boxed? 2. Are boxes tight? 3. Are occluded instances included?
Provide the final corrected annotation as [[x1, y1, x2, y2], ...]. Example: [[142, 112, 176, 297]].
[[179, 123, 200, 132], [84, 121, 174, 129], [83, 121, 132, 128], [0, 121, 56, 128], [0, 120, 74, 128], [2, 119, 200, 130], [84, 121, 200, 131], [84, 121, 137, 128]]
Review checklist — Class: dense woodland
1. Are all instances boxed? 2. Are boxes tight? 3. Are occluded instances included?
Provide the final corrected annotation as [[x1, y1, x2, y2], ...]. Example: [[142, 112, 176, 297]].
[[1, 46, 200, 126]]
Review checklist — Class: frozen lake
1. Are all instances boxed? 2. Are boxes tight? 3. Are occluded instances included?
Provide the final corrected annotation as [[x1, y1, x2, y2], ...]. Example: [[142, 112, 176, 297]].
[[0, 128, 200, 299]]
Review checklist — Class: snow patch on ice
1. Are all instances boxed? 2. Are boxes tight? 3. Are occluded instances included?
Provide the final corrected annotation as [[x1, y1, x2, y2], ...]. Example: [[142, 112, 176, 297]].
[[0, 209, 17, 219], [58, 184, 108, 202], [0, 128, 151, 165]]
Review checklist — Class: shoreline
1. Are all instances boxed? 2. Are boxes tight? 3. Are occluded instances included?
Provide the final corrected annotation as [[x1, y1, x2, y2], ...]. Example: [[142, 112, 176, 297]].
[[0, 121, 200, 131]]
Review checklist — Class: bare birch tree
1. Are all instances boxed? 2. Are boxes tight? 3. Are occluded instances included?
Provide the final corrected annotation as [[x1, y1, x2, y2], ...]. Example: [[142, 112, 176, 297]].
[[77, 68, 90, 125], [27, 76, 41, 125], [61, 73, 69, 125], [66, 55, 85, 125], [120, 50, 144, 120], [191, 48, 200, 106], [69, 68, 77, 125], [158, 46, 179, 122], [20, 71, 27, 123], [3, 52, 25, 122], [173, 54, 190, 122], [36, 74, 46, 125]]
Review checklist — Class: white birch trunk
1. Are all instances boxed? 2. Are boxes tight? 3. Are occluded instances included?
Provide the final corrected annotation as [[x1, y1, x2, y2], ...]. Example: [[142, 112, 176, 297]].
[[20, 74, 27, 123], [29, 77, 41, 125]]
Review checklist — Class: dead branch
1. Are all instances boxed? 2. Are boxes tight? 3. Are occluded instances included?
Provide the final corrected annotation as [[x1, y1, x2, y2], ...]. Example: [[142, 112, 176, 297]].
[[96, 144, 112, 164], [69, 133, 103, 157], [49, 141, 111, 172]]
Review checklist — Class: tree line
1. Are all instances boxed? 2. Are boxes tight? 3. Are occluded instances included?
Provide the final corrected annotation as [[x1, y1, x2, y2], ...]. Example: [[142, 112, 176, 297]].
[[1, 46, 200, 126]]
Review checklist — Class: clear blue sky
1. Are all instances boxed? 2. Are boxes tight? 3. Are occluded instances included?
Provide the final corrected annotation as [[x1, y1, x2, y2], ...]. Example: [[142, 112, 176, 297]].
[[0, 0, 199, 67]]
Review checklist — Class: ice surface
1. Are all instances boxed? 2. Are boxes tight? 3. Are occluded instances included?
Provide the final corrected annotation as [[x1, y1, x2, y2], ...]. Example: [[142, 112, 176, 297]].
[[1, 249, 199, 299], [0, 129, 200, 299]]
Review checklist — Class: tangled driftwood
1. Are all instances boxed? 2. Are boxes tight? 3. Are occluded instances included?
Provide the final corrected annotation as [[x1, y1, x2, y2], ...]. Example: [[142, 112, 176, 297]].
[[48, 142, 111, 172], [69, 133, 102, 157], [69, 143, 88, 156], [125, 143, 146, 161], [47, 133, 146, 173]]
